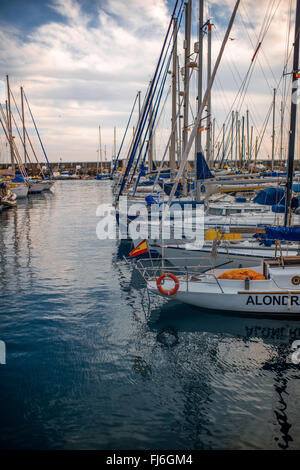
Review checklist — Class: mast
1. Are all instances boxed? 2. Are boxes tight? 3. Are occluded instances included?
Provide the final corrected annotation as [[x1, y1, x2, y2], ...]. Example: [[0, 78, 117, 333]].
[[271, 88, 276, 170], [231, 110, 234, 162], [166, 0, 241, 205], [250, 125, 253, 162], [21, 86, 26, 165], [170, 18, 177, 181], [212, 117, 215, 163], [148, 98, 154, 172], [246, 109, 250, 162], [98, 125, 103, 174], [196, 0, 204, 199], [241, 115, 245, 168], [206, 19, 212, 165], [279, 99, 284, 161], [177, 57, 182, 166], [235, 110, 239, 164], [138, 91, 141, 160], [113, 126, 116, 164], [182, 0, 192, 193], [6, 75, 15, 173], [222, 123, 225, 164], [284, 0, 300, 226]]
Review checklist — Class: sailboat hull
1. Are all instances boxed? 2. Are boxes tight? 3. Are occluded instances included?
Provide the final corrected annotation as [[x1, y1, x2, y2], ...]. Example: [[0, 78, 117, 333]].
[[8, 183, 28, 198], [147, 278, 300, 314], [28, 182, 45, 193]]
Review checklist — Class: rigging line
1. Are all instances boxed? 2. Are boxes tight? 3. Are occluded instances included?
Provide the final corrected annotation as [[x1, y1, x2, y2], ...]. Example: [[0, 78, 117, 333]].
[[117, 0, 183, 199], [9, 89, 45, 176], [240, 0, 283, 91], [23, 91, 53, 177], [150, 66, 195, 189], [129, 3, 185, 187], [111, 91, 139, 175], [9, 104, 34, 166], [234, 0, 281, 100], [118, 81, 152, 184], [167, 0, 241, 204], [217, 10, 292, 162], [0, 105, 29, 181], [211, 5, 274, 143], [212, 24, 266, 136], [151, 96, 186, 190], [131, 44, 175, 192]]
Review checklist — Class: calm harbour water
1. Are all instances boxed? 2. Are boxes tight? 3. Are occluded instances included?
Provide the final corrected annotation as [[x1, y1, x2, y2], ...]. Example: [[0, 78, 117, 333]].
[[1, 180, 300, 450]]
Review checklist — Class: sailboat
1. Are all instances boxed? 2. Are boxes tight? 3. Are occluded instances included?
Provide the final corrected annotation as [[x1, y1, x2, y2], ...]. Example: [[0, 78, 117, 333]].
[[96, 126, 109, 180], [139, 0, 300, 315]]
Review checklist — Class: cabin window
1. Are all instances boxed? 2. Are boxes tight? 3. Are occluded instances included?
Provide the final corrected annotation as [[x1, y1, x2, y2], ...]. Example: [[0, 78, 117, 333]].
[[208, 207, 223, 215], [225, 208, 242, 215]]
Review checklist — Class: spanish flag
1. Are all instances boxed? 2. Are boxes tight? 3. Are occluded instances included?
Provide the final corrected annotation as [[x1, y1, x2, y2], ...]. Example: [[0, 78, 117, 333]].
[[129, 239, 148, 258]]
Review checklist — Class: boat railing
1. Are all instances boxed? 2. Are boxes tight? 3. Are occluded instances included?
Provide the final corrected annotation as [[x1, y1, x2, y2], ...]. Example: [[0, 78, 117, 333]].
[[132, 256, 225, 292]]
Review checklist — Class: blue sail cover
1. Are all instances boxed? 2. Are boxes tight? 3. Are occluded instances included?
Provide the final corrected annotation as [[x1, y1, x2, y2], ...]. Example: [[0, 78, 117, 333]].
[[196, 152, 214, 180], [253, 187, 285, 205], [265, 226, 300, 241]]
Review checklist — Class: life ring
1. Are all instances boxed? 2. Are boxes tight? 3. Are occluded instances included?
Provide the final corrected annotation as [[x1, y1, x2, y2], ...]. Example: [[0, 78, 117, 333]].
[[156, 273, 179, 296], [291, 275, 300, 286]]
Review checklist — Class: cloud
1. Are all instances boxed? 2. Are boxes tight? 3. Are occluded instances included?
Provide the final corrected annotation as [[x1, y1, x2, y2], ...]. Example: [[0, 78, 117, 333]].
[[0, 0, 297, 163], [0, 0, 171, 162]]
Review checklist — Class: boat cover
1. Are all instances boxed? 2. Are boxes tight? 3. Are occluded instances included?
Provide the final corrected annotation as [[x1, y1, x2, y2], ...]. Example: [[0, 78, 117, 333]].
[[253, 187, 285, 205], [265, 226, 300, 241], [196, 152, 214, 180]]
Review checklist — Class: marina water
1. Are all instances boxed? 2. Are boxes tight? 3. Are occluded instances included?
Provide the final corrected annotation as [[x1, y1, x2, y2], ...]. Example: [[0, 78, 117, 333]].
[[1, 180, 300, 450]]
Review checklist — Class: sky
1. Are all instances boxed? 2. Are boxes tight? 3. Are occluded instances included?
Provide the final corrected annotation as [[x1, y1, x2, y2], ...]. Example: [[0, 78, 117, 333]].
[[0, 0, 297, 163]]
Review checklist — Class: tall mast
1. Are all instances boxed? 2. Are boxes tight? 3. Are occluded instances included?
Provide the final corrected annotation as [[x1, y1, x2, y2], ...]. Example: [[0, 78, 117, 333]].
[[170, 18, 177, 181], [166, 0, 241, 205], [177, 57, 182, 166], [284, 0, 300, 226], [6, 75, 15, 173], [241, 115, 245, 168], [235, 110, 239, 164], [182, 0, 192, 192], [113, 126, 116, 164], [206, 19, 212, 165], [20, 86, 26, 165], [138, 91, 141, 159], [196, 0, 204, 199], [99, 125, 103, 174], [279, 99, 284, 161], [148, 98, 153, 172], [271, 88, 276, 170], [230, 110, 234, 162], [246, 109, 250, 162]]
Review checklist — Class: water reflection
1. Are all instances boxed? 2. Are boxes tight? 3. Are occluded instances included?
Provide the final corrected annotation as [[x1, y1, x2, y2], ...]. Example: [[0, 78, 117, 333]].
[[114, 242, 300, 449]]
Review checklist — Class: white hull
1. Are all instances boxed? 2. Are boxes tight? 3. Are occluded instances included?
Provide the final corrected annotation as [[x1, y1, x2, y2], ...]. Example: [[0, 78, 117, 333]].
[[147, 261, 300, 315], [8, 183, 28, 198], [41, 181, 55, 190], [28, 182, 45, 193], [175, 290, 300, 314]]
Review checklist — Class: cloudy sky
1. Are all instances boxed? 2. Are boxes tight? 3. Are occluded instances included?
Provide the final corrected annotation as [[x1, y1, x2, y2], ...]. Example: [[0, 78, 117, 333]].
[[0, 0, 297, 164]]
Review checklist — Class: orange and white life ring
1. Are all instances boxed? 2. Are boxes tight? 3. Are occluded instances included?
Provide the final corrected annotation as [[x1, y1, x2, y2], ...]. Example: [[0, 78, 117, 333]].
[[156, 273, 179, 296]]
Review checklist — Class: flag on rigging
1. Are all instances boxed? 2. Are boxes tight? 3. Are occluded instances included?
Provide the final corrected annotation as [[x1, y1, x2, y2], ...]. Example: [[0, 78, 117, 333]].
[[129, 240, 148, 258]]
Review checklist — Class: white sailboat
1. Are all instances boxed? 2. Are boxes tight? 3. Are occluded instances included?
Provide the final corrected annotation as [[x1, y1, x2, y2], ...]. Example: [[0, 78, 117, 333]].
[[138, 0, 300, 316]]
